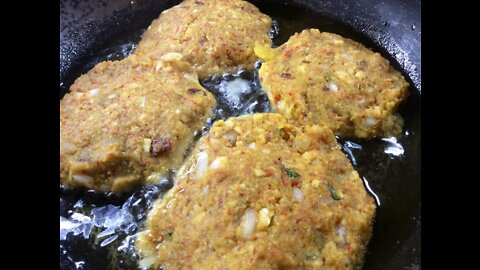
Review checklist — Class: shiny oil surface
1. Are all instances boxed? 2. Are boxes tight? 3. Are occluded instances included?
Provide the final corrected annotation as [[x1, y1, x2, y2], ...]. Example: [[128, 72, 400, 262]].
[[60, 1, 421, 269]]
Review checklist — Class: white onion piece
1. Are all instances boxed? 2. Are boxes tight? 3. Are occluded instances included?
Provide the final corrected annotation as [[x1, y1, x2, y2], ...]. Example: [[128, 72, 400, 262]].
[[193, 152, 208, 180], [88, 88, 99, 96], [242, 208, 257, 239], [341, 53, 354, 61], [292, 187, 304, 202], [143, 139, 152, 153], [155, 61, 164, 72], [60, 139, 77, 154], [183, 73, 198, 83], [363, 117, 378, 127], [336, 225, 347, 247], [248, 143, 256, 149], [72, 174, 93, 186], [210, 156, 226, 169], [327, 81, 339, 92], [161, 52, 183, 61], [139, 256, 157, 270]]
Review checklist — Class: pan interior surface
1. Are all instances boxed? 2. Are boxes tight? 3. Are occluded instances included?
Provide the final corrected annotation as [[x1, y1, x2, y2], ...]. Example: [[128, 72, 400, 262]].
[[60, 0, 421, 269]]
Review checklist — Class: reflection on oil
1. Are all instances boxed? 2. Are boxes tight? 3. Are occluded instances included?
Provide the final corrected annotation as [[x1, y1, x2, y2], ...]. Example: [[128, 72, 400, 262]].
[[341, 140, 362, 165], [60, 196, 138, 249], [382, 136, 405, 157], [363, 176, 381, 206], [59, 2, 416, 268]]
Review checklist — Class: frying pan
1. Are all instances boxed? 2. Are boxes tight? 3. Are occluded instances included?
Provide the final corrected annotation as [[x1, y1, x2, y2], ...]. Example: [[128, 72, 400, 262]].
[[60, 0, 421, 269]]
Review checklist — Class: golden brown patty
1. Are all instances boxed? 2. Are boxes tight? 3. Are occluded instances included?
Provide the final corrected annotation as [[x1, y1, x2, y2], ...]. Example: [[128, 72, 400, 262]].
[[60, 53, 216, 192], [257, 29, 409, 138], [136, 113, 375, 269], [135, 0, 272, 79]]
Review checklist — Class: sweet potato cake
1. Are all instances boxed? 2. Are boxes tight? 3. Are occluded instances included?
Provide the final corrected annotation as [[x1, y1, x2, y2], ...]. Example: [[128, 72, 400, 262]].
[[135, 0, 272, 79], [256, 29, 409, 138], [136, 113, 375, 269], [60, 53, 216, 192]]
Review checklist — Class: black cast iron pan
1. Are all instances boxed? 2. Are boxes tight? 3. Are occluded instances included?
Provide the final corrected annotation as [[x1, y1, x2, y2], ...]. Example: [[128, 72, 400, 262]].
[[60, 0, 421, 269]]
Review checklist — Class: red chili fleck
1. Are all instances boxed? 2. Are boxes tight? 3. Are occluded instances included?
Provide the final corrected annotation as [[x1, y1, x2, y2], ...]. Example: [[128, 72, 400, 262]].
[[345, 243, 352, 251], [264, 168, 274, 176], [283, 45, 299, 57], [274, 94, 281, 103], [150, 136, 171, 157], [291, 180, 301, 188], [323, 86, 330, 92], [283, 49, 294, 57], [188, 88, 201, 94], [194, 1, 204, 4]]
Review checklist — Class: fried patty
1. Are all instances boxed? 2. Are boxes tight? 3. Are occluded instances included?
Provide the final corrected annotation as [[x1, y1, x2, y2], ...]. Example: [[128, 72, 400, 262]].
[[60, 53, 216, 192], [135, 0, 272, 79], [136, 113, 375, 269], [256, 29, 409, 138]]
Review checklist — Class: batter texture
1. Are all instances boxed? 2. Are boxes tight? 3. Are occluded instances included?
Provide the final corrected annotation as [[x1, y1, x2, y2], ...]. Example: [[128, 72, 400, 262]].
[[60, 53, 216, 192], [136, 0, 272, 79], [257, 29, 409, 138], [136, 113, 375, 269]]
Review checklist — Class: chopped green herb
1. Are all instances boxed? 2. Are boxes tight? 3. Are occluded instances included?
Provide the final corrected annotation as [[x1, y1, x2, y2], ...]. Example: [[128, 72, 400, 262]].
[[328, 182, 343, 200], [324, 74, 332, 82], [167, 232, 173, 237], [285, 167, 300, 178], [305, 253, 319, 260]]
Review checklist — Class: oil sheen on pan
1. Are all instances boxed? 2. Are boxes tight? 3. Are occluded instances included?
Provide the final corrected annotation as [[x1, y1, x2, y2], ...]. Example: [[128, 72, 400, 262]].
[[59, 0, 420, 269]]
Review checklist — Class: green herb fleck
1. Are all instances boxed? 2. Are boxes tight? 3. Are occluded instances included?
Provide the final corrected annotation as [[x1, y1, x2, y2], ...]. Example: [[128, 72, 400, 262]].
[[305, 253, 319, 260], [285, 167, 300, 178], [167, 232, 173, 237], [328, 182, 343, 200], [324, 74, 332, 82]]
